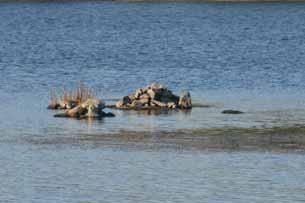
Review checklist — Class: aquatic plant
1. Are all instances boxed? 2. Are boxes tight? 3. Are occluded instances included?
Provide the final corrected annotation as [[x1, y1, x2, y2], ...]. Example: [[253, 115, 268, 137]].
[[48, 81, 96, 110], [48, 88, 59, 109]]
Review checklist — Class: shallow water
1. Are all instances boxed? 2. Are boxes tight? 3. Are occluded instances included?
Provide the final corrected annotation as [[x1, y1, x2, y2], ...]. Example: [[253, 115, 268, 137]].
[[1, 143, 305, 203], [1, 2, 305, 202]]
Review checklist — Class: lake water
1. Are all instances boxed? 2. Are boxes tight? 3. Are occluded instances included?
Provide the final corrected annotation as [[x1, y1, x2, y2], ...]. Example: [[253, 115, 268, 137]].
[[1, 2, 305, 202]]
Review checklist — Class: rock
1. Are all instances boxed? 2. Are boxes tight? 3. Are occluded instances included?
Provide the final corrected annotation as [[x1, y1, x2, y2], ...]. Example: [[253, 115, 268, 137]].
[[81, 99, 105, 110], [140, 93, 150, 100], [54, 105, 85, 118], [55, 99, 109, 119], [58, 100, 67, 109], [151, 99, 167, 107], [128, 93, 136, 102], [47, 103, 60, 110], [102, 112, 115, 117], [150, 102, 157, 107], [147, 89, 156, 100], [57, 99, 76, 109], [66, 100, 77, 109], [135, 89, 143, 99], [48, 82, 115, 119], [178, 91, 192, 109], [139, 98, 149, 105], [116, 96, 134, 108], [81, 99, 105, 118], [159, 90, 179, 103], [222, 110, 244, 114], [167, 102, 177, 109], [115, 100, 124, 108], [68, 106, 87, 117], [115, 82, 191, 110], [150, 82, 164, 91], [130, 100, 143, 108], [123, 96, 131, 105]]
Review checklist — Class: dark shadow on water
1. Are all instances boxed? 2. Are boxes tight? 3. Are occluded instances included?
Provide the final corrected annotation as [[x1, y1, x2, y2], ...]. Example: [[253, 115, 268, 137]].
[[22, 125, 305, 153]]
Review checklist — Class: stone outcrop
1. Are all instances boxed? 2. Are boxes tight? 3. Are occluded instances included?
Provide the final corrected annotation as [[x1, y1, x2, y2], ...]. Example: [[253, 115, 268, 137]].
[[178, 91, 192, 109], [54, 98, 115, 119], [115, 82, 192, 110], [222, 110, 244, 114], [48, 82, 115, 119]]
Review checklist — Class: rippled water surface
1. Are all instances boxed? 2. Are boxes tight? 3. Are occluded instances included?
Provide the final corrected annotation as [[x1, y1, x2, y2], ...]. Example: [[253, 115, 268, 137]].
[[1, 2, 305, 202]]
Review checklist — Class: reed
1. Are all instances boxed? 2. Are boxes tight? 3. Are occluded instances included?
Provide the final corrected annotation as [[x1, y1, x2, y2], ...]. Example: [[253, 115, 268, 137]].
[[48, 88, 58, 108], [74, 81, 95, 105], [48, 81, 96, 109]]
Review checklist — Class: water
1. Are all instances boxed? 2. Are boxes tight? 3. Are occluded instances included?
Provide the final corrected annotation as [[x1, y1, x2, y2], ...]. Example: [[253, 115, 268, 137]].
[[1, 2, 305, 202]]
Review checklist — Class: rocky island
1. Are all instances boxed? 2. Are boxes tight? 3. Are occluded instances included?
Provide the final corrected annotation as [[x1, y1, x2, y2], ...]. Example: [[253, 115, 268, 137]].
[[47, 82, 114, 119], [114, 82, 192, 110]]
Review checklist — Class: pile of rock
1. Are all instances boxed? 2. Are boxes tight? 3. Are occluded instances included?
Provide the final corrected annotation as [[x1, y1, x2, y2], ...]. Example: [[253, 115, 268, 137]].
[[54, 98, 115, 119], [115, 83, 192, 109]]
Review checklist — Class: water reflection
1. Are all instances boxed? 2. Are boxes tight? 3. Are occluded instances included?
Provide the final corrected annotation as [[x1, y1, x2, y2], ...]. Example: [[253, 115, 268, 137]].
[[120, 108, 192, 116]]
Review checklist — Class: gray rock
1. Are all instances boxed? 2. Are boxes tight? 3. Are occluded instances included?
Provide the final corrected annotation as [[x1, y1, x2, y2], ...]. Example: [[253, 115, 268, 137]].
[[139, 98, 149, 105], [150, 82, 164, 91], [178, 91, 192, 109], [123, 96, 131, 105], [140, 93, 150, 100], [135, 89, 143, 99], [130, 100, 143, 108], [147, 89, 156, 100], [222, 110, 244, 114], [54, 99, 110, 119], [115, 100, 124, 108], [167, 102, 177, 109], [151, 99, 167, 107], [128, 93, 136, 102]]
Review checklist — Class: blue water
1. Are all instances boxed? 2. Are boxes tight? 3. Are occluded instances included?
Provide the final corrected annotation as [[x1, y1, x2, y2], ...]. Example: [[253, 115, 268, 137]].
[[1, 2, 305, 202]]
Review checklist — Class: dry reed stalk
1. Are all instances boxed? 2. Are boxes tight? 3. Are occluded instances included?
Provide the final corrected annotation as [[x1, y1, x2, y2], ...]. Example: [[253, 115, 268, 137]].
[[74, 81, 96, 105], [48, 88, 58, 107], [48, 81, 96, 108]]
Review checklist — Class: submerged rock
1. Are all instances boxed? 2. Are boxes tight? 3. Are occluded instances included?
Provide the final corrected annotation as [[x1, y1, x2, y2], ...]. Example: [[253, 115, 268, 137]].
[[222, 110, 244, 114]]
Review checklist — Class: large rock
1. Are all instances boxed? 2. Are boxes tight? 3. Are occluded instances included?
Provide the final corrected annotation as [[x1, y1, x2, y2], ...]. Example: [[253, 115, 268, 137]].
[[115, 96, 132, 108], [139, 98, 149, 105], [80, 99, 104, 118], [151, 99, 167, 107], [128, 93, 136, 102], [178, 91, 192, 109], [54, 99, 111, 119], [140, 93, 150, 100], [123, 96, 132, 105], [147, 89, 156, 100], [150, 82, 164, 91], [167, 102, 177, 109], [135, 89, 143, 99], [130, 100, 143, 108], [115, 83, 191, 110]]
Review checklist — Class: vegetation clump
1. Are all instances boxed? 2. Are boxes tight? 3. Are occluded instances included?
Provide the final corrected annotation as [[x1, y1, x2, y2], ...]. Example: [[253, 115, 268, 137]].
[[48, 82, 114, 119]]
